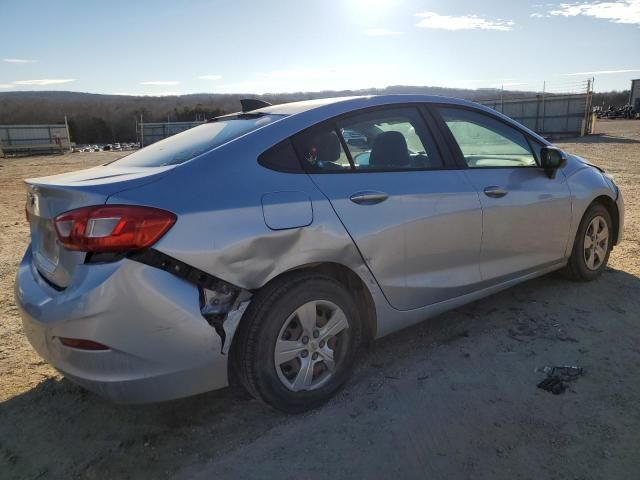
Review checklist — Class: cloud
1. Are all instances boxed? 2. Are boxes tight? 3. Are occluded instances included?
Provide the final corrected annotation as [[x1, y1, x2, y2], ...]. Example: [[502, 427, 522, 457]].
[[12, 79, 75, 86], [547, 0, 640, 24], [563, 68, 640, 75], [415, 12, 515, 31], [0, 84, 15, 88], [198, 75, 223, 80], [365, 28, 403, 36], [139, 80, 181, 86], [3, 58, 36, 63]]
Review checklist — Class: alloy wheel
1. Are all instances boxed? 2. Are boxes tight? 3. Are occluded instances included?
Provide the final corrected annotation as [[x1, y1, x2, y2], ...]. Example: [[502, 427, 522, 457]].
[[274, 300, 349, 392], [583, 215, 609, 271]]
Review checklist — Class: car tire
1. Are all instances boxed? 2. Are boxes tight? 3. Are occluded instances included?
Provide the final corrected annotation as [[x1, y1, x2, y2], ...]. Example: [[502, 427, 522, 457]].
[[564, 202, 613, 281], [231, 272, 362, 413]]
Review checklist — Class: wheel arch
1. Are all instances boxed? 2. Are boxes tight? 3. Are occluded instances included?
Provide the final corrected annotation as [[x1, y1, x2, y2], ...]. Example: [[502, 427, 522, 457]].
[[591, 194, 620, 246], [228, 261, 378, 370], [267, 262, 377, 344]]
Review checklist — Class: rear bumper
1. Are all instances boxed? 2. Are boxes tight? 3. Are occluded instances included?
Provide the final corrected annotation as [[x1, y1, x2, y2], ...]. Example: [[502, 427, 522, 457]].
[[15, 246, 230, 403]]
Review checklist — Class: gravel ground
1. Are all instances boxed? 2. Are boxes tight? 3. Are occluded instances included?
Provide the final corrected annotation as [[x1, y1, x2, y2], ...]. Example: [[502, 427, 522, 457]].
[[1, 120, 639, 480]]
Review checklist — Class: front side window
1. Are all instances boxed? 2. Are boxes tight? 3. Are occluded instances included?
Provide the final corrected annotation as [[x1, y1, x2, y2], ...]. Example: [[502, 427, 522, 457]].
[[111, 114, 285, 167], [438, 108, 537, 168]]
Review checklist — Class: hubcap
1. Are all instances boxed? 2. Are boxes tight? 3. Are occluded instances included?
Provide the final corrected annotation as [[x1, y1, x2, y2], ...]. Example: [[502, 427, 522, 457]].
[[274, 300, 349, 392], [583, 215, 609, 271]]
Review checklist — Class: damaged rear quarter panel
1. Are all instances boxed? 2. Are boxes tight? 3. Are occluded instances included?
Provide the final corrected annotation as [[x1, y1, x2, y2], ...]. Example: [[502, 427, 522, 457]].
[[105, 125, 373, 292]]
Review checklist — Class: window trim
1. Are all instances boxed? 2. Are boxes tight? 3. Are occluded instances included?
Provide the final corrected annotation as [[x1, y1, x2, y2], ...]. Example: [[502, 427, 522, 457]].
[[291, 103, 452, 175], [426, 103, 546, 171], [256, 102, 549, 174]]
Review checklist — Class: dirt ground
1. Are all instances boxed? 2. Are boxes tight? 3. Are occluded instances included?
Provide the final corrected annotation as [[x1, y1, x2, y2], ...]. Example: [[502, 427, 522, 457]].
[[1, 120, 640, 480]]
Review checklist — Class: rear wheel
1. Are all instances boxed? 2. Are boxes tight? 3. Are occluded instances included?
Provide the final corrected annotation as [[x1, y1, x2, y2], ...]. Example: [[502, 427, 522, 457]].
[[564, 203, 613, 281], [232, 272, 362, 413]]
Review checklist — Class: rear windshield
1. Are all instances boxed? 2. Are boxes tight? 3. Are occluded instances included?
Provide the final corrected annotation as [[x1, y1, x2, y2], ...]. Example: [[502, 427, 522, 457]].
[[111, 114, 284, 167]]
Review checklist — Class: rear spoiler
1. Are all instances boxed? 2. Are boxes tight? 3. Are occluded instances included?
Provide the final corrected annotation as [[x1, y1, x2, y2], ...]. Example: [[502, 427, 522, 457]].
[[240, 99, 272, 112]]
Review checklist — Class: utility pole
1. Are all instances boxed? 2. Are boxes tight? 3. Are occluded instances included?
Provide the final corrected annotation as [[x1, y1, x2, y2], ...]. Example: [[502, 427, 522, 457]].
[[64, 115, 71, 151], [140, 114, 144, 147], [541, 81, 546, 134]]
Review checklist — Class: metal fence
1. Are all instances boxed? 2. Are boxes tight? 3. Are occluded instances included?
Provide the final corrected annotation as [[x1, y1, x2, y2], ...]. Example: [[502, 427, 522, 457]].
[[0, 124, 71, 156], [140, 121, 205, 147], [478, 93, 593, 137]]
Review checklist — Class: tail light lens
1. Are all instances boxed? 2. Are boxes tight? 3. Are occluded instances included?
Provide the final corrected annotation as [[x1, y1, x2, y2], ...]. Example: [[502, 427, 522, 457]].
[[54, 205, 176, 252]]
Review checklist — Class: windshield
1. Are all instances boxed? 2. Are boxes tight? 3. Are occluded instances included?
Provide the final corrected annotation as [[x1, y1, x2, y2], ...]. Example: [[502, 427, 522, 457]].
[[111, 114, 284, 167]]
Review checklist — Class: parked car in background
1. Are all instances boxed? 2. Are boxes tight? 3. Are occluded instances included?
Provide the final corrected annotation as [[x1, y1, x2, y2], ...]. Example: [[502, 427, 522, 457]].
[[16, 95, 624, 413], [341, 128, 368, 147]]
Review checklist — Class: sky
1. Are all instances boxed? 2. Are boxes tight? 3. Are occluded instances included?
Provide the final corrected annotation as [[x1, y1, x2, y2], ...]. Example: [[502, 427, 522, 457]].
[[1, 0, 639, 96]]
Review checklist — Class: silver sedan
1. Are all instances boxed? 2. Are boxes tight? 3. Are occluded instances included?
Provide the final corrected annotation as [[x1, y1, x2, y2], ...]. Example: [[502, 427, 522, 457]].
[[15, 95, 624, 412]]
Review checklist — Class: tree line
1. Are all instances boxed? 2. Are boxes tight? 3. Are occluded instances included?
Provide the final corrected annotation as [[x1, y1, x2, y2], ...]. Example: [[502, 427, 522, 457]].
[[0, 87, 631, 144]]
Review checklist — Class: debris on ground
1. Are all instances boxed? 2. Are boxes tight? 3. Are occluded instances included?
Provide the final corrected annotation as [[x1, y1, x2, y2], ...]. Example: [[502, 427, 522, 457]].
[[536, 365, 585, 395]]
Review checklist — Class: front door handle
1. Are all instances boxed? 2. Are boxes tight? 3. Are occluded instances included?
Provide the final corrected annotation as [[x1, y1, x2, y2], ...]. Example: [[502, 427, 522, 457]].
[[483, 186, 508, 198], [349, 191, 389, 205]]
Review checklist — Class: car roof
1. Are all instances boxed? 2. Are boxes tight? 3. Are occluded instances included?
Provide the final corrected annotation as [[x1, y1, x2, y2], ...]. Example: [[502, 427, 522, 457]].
[[254, 94, 480, 115]]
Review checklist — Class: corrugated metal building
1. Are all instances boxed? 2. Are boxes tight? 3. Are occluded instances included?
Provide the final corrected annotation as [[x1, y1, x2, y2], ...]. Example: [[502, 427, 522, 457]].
[[0, 124, 71, 156], [479, 94, 592, 137], [630, 79, 640, 112], [141, 121, 204, 146]]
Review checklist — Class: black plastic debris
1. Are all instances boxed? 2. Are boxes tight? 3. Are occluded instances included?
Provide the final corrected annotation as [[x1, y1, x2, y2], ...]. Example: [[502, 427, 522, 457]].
[[537, 377, 568, 394], [536, 365, 584, 395]]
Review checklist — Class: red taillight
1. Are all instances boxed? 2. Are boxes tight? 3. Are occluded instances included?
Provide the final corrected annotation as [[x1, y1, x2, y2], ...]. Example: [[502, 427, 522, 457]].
[[54, 205, 176, 253], [59, 338, 110, 351]]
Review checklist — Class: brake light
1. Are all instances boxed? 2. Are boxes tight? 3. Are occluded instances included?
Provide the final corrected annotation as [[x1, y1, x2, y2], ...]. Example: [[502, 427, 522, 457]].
[[54, 205, 176, 252]]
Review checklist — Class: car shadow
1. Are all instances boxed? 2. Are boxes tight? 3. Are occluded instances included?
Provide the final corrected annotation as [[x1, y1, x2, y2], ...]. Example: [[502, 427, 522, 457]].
[[2, 267, 639, 479]]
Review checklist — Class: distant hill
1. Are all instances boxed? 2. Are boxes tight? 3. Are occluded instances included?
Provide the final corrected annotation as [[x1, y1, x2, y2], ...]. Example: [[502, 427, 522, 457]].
[[0, 86, 630, 143]]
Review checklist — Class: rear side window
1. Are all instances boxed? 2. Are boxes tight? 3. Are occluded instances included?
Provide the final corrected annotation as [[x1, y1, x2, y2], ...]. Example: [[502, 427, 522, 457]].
[[437, 108, 537, 168], [291, 126, 352, 171], [337, 107, 442, 170], [111, 114, 284, 167], [291, 106, 442, 172]]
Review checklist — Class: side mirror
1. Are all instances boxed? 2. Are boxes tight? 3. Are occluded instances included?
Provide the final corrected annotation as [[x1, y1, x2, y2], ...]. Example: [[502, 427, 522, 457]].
[[540, 146, 567, 179]]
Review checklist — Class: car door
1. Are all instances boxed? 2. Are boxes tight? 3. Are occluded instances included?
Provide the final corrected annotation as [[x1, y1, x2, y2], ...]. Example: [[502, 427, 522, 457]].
[[431, 106, 572, 282], [294, 106, 483, 311]]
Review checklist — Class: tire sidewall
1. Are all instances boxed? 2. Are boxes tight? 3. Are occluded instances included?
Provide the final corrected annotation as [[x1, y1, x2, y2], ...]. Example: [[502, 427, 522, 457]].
[[570, 203, 613, 280], [247, 276, 362, 412]]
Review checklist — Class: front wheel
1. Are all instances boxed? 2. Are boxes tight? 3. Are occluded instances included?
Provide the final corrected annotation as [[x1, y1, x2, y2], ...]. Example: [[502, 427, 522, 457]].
[[564, 202, 613, 281], [231, 273, 362, 413]]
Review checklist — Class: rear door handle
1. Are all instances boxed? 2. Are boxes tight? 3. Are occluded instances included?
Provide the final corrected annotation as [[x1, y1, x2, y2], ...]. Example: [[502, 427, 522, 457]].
[[483, 186, 508, 198], [349, 191, 389, 205]]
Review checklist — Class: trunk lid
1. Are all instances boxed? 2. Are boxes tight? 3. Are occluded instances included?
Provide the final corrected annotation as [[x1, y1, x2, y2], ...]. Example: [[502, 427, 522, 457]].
[[25, 164, 173, 288]]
